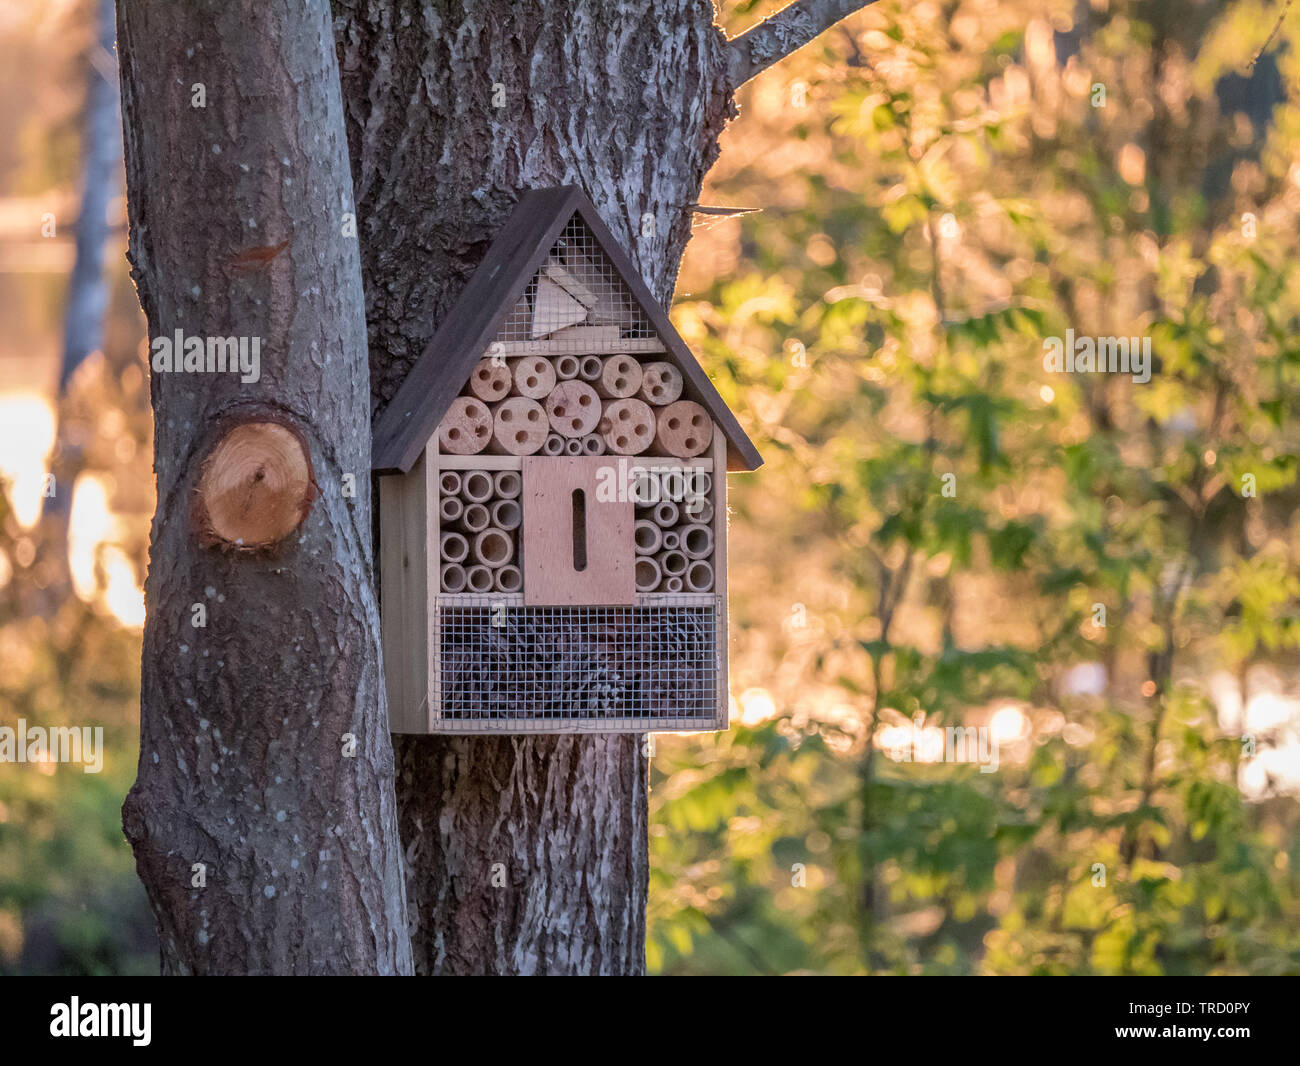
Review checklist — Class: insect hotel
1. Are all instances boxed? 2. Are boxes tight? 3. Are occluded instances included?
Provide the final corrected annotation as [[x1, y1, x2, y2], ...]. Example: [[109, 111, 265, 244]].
[[372, 186, 762, 733]]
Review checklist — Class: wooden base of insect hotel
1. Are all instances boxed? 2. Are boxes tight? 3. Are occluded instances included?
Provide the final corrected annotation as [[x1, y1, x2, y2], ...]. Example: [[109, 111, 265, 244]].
[[373, 187, 761, 734]]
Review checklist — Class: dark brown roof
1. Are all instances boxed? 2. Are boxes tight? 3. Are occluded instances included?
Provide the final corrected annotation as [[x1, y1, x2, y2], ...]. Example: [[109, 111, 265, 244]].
[[371, 186, 763, 474]]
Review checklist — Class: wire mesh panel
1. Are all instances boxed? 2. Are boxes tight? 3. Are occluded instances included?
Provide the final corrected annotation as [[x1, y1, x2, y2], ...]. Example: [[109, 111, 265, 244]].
[[432, 594, 722, 732], [492, 214, 660, 354]]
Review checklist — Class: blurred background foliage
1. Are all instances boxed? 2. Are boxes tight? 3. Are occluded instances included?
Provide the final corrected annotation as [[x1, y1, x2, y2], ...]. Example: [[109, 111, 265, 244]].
[[1, 0, 1298, 974], [655, 0, 1300, 974]]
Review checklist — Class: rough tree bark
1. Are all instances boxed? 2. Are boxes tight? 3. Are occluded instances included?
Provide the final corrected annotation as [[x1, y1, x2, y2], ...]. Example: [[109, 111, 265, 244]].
[[332, 0, 867, 975], [116, 0, 410, 974]]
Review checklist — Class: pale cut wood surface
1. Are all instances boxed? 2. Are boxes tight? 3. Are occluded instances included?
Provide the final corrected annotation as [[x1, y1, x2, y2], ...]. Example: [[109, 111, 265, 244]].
[[197, 421, 314, 548]]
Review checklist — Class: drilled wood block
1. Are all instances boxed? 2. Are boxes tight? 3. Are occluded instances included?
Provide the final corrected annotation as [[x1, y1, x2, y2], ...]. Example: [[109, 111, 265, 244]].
[[491, 397, 548, 455], [466, 358, 511, 402], [598, 397, 655, 455], [595, 354, 644, 399], [437, 396, 492, 454], [638, 361, 683, 406], [545, 379, 601, 437], [510, 355, 557, 399], [652, 400, 712, 458]]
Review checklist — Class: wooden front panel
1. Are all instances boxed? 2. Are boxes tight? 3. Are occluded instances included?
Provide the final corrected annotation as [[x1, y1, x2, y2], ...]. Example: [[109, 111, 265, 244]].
[[522, 456, 635, 605]]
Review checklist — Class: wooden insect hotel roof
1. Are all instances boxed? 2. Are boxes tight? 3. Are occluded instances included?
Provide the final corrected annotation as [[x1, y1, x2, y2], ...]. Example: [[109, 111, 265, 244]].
[[371, 186, 763, 475]]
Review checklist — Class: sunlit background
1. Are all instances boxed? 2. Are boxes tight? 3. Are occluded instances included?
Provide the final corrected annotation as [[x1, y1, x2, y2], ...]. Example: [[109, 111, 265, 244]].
[[2, 0, 1299, 974]]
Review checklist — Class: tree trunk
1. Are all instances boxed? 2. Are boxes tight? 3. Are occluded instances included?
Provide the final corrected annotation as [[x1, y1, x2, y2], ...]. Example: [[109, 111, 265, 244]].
[[40, 0, 121, 609], [334, 0, 735, 974], [63, 0, 120, 391], [116, 0, 410, 974], [117, 0, 858, 974]]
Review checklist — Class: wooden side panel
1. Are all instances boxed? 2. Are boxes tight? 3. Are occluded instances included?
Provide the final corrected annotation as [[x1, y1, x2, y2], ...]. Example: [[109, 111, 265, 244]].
[[379, 454, 430, 733], [522, 456, 635, 605], [425, 443, 440, 732], [713, 428, 729, 730]]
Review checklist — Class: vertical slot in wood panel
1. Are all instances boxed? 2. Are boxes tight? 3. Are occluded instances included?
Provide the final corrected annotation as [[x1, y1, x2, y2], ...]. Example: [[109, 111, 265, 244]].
[[522, 456, 634, 605]]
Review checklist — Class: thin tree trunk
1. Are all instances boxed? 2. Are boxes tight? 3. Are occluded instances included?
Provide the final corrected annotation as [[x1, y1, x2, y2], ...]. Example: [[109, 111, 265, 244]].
[[62, 0, 120, 391], [334, 0, 735, 974], [116, 0, 410, 974], [41, 0, 121, 607]]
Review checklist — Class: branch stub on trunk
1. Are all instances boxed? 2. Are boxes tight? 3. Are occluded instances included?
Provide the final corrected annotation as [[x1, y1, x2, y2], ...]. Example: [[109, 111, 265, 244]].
[[195, 421, 315, 549]]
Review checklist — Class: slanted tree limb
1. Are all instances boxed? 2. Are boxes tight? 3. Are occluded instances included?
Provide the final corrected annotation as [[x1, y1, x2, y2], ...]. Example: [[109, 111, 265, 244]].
[[725, 0, 878, 87]]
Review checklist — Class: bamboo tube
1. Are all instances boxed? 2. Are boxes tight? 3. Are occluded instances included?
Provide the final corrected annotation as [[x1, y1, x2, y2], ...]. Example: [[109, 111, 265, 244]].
[[440, 531, 469, 564], [664, 575, 684, 593], [543, 432, 566, 456], [652, 400, 712, 458], [493, 470, 521, 499], [460, 469, 493, 503], [661, 530, 680, 550], [680, 523, 713, 560], [459, 503, 490, 533], [595, 354, 644, 399], [629, 469, 660, 506], [439, 495, 464, 524], [652, 500, 679, 528], [554, 354, 580, 380], [439, 470, 462, 496], [467, 358, 511, 402], [473, 528, 514, 568], [686, 559, 714, 592], [491, 397, 548, 455], [494, 564, 523, 593], [441, 563, 468, 593], [545, 379, 601, 437], [564, 437, 584, 455], [682, 496, 713, 525], [437, 396, 492, 454], [510, 355, 557, 400], [635, 555, 662, 593], [659, 549, 687, 577], [578, 355, 603, 382], [581, 433, 606, 455], [491, 499, 521, 531], [634, 520, 662, 555], [661, 467, 686, 502], [465, 564, 494, 593], [598, 397, 655, 455], [638, 361, 683, 406]]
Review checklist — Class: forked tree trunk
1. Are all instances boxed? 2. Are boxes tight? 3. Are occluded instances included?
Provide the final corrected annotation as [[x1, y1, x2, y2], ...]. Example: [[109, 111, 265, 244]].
[[116, 0, 410, 974], [334, 0, 735, 975], [118, 0, 860, 974]]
